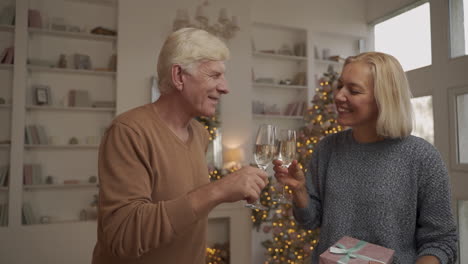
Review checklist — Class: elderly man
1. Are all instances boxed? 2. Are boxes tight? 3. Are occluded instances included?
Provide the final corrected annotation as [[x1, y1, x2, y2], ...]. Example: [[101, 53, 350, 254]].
[[92, 28, 267, 264]]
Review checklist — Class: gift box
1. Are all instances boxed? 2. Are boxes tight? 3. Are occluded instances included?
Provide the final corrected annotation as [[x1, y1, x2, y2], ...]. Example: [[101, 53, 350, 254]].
[[319, 236, 394, 264]]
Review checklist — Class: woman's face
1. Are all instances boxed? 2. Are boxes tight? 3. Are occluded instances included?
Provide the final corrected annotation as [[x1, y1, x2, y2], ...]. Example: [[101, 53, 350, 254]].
[[334, 61, 379, 130]]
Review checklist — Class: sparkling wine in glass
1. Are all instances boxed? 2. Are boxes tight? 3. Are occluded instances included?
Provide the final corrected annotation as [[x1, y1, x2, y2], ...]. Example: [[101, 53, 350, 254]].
[[245, 124, 277, 211], [274, 129, 296, 204]]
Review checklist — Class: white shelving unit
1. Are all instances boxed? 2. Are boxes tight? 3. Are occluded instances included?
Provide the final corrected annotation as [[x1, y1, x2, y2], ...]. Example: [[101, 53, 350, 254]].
[[0, 0, 118, 229], [310, 31, 366, 79], [0, 10, 14, 229], [251, 22, 309, 135]]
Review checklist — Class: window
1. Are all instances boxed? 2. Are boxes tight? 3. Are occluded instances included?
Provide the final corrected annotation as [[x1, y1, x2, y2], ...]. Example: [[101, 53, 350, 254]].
[[450, 0, 468, 58], [448, 86, 468, 171], [411, 96, 434, 145], [374, 2, 431, 71], [456, 93, 468, 164]]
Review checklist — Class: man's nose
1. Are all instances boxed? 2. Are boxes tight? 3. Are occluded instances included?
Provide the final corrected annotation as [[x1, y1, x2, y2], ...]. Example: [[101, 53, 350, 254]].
[[217, 80, 229, 94]]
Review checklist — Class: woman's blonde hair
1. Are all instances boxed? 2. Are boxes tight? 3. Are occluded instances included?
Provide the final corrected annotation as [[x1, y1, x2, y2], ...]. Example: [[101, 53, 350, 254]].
[[345, 52, 413, 138], [156, 28, 230, 94]]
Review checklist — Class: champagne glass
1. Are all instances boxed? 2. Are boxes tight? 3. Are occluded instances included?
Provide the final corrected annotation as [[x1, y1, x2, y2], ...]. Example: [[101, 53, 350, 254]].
[[245, 124, 277, 211], [274, 129, 296, 204]]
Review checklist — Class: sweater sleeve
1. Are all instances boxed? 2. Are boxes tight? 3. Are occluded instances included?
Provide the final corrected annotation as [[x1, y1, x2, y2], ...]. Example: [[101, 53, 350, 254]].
[[415, 146, 458, 264], [293, 138, 325, 230], [97, 122, 201, 258]]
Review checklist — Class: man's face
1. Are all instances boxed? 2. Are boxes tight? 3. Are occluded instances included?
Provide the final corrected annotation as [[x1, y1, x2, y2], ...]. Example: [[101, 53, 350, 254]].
[[181, 60, 229, 117]]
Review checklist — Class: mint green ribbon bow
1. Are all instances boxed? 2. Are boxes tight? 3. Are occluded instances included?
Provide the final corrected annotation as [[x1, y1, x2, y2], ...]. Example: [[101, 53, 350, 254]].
[[330, 240, 385, 264]]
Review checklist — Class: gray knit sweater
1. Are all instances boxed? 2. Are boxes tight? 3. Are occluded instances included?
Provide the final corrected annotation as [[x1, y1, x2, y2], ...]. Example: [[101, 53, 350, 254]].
[[294, 129, 458, 264]]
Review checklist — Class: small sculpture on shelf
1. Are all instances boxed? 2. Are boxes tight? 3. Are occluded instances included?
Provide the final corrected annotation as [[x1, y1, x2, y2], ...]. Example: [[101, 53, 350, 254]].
[[45, 175, 54, 184], [80, 194, 98, 221], [292, 72, 307, 86], [279, 79, 292, 85], [73, 53, 92, 70], [278, 44, 293, 56], [88, 175, 97, 183], [90, 26, 117, 36], [57, 54, 67, 68], [294, 42, 306, 57], [69, 137, 79, 145], [39, 216, 51, 224], [108, 54, 117, 72]]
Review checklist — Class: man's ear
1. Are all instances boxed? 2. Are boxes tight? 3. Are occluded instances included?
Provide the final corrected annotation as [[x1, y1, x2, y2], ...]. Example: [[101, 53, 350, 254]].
[[171, 64, 184, 91]]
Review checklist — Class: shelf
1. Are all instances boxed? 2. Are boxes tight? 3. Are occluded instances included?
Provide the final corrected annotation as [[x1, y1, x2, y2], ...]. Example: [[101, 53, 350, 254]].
[[24, 219, 96, 226], [252, 22, 306, 33], [253, 114, 304, 120], [315, 59, 344, 66], [0, 64, 13, 70], [0, 104, 12, 109], [29, 27, 116, 42], [0, 24, 14, 32], [24, 183, 98, 191], [26, 105, 115, 112], [25, 144, 99, 150], [27, 65, 116, 76], [65, 0, 117, 7], [253, 51, 307, 61], [253, 82, 307, 90]]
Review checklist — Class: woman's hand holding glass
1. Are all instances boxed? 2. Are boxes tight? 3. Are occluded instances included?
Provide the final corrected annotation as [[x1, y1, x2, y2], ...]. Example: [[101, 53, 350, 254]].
[[272, 159, 308, 208], [274, 129, 296, 204]]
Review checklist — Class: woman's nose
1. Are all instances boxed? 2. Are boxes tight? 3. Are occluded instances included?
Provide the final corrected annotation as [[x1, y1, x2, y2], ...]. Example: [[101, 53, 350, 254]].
[[334, 89, 347, 102]]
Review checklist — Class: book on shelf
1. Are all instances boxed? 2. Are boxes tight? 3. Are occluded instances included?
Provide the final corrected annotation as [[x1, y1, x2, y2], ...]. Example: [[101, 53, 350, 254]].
[[283, 101, 307, 116], [28, 9, 42, 28], [68, 90, 91, 107], [0, 165, 9, 186], [0, 46, 14, 65], [23, 164, 43, 185], [24, 125, 48, 145], [0, 203, 8, 226], [22, 202, 36, 225], [0, 4, 15, 26]]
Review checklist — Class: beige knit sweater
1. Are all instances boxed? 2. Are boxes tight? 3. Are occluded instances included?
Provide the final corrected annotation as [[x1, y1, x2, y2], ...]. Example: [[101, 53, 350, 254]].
[[92, 103, 210, 264]]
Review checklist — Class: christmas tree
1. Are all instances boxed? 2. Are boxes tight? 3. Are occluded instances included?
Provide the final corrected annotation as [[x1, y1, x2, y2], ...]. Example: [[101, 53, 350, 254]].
[[252, 65, 343, 263], [297, 65, 343, 170]]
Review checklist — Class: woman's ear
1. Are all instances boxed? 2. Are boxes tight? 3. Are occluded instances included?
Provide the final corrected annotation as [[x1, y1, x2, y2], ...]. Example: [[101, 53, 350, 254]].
[[171, 64, 184, 91]]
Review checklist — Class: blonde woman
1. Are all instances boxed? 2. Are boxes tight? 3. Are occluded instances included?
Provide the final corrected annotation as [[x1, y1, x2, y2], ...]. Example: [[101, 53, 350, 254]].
[[273, 52, 457, 264]]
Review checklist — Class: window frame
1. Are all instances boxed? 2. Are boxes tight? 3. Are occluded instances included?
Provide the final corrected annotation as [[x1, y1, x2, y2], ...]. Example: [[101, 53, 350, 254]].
[[448, 85, 468, 172], [449, 0, 467, 58]]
